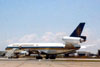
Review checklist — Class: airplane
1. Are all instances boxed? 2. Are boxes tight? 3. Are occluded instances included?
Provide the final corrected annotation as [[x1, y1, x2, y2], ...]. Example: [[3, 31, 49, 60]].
[[5, 23, 86, 59]]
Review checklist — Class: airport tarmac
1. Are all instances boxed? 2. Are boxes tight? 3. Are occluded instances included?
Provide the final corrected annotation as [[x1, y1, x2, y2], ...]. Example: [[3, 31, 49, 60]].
[[0, 58, 100, 67]]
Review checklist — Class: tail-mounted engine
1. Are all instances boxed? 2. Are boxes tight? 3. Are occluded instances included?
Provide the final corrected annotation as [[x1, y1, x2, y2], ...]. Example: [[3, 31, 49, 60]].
[[79, 36, 86, 42], [62, 36, 86, 44]]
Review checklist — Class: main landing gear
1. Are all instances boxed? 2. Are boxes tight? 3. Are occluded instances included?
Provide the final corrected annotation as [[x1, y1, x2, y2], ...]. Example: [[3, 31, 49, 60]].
[[45, 54, 57, 59], [36, 54, 57, 59], [36, 55, 43, 59]]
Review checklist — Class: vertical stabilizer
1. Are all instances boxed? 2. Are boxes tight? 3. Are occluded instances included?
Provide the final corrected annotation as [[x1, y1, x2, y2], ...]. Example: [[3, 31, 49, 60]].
[[70, 23, 85, 37]]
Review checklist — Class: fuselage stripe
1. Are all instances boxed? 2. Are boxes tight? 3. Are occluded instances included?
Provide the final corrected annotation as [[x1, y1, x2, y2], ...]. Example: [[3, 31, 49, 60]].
[[6, 47, 64, 48]]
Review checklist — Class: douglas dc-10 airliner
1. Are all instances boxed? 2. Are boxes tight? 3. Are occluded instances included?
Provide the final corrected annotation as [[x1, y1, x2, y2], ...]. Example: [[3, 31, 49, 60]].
[[5, 23, 86, 59]]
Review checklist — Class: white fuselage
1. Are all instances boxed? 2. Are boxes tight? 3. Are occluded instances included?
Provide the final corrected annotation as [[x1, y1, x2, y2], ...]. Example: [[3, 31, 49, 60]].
[[7, 43, 65, 48], [6, 42, 80, 54], [6, 36, 82, 54]]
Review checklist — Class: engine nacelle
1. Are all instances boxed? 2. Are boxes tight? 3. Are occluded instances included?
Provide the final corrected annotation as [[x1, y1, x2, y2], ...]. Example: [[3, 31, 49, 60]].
[[79, 36, 86, 42], [62, 36, 84, 44]]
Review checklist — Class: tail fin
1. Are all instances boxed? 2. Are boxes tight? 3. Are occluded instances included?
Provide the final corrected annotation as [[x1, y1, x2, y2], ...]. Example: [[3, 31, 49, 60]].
[[70, 22, 85, 37]]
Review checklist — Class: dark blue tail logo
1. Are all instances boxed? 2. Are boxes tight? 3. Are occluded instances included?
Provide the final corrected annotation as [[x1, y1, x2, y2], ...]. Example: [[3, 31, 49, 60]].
[[70, 23, 85, 37]]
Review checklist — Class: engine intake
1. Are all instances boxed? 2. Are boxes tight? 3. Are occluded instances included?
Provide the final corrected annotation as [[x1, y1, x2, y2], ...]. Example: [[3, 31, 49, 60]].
[[79, 36, 86, 42]]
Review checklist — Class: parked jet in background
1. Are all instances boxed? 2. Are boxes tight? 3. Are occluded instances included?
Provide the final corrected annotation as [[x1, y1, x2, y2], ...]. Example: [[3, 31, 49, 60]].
[[5, 23, 86, 59]]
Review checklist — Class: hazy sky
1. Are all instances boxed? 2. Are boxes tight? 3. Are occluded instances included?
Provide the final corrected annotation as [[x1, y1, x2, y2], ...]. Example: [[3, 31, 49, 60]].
[[0, 0, 100, 53]]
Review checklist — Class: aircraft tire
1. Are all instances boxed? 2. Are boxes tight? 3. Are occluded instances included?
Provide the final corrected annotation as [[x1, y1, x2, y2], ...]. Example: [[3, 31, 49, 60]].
[[50, 54, 56, 59], [45, 55, 49, 59], [45, 54, 56, 59], [36, 56, 43, 59]]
